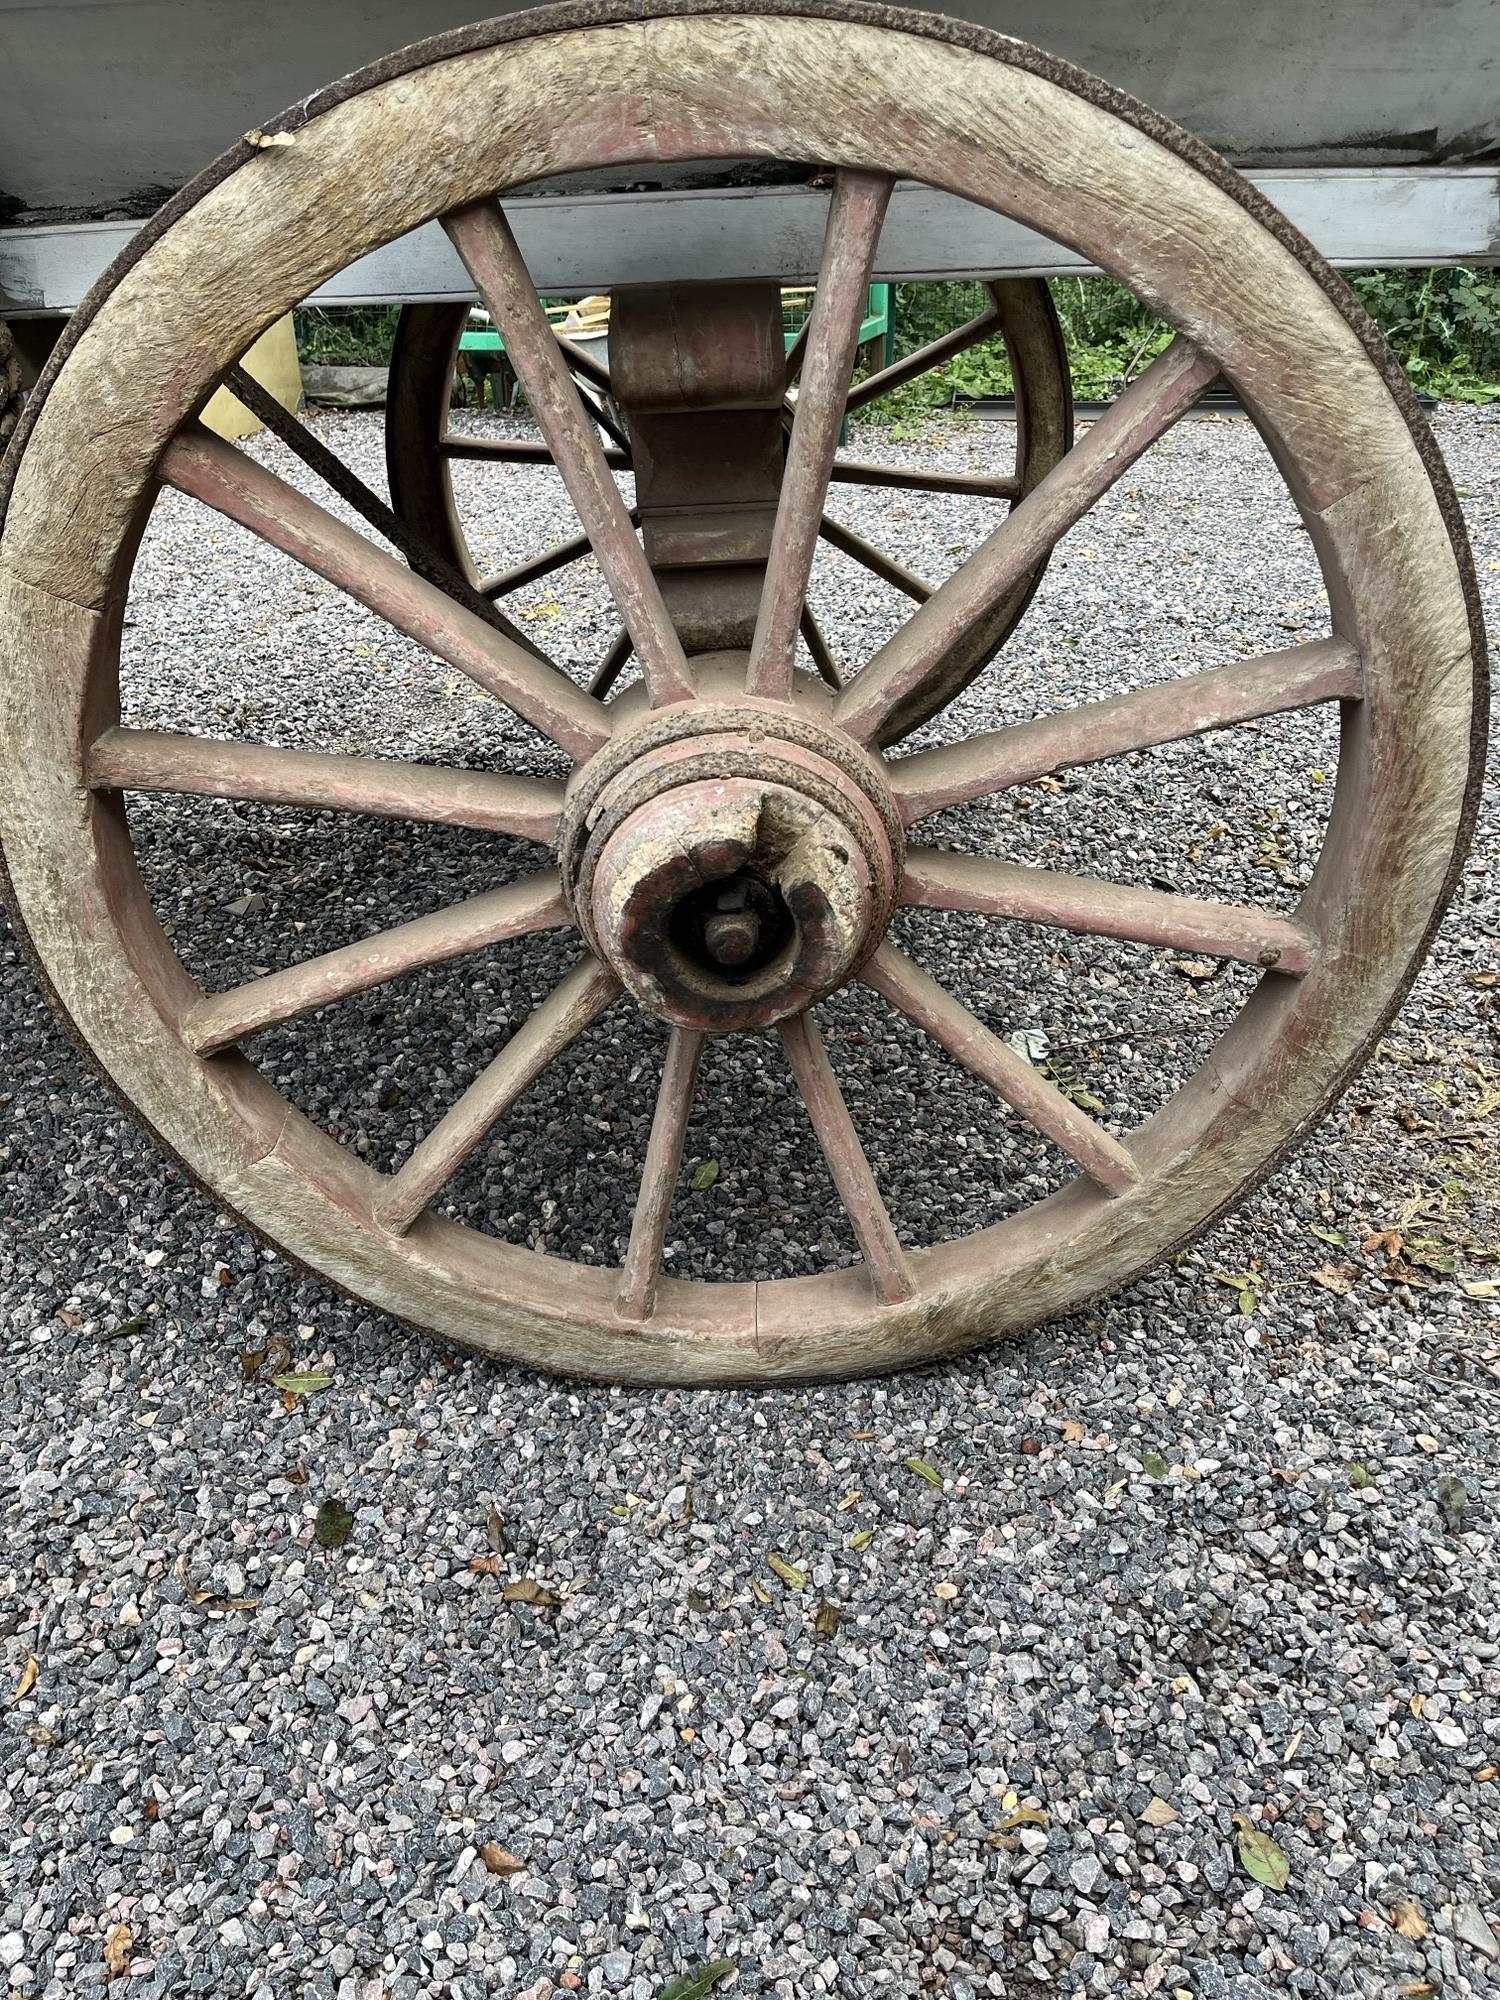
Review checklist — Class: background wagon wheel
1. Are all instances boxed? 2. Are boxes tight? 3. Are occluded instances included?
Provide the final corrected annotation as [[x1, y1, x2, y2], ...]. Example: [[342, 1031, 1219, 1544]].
[[0, 321, 21, 451], [0, 2, 1483, 1385], [383, 276, 1073, 739]]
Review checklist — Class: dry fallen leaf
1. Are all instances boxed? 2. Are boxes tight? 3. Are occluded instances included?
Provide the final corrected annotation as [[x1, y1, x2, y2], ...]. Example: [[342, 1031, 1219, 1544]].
[[1062, 1419, 1086, 1443], [12, 1656, 38, 1703], [104, 1924, 133, 1978], [503, 1577, 562, 1607], [815, 1600, 840, 1640], [1140, 1797, 1181, 1828], [1364, 1228, 1405, 1262], [244, 127, 296, 148], [469, 1555, 504, 1577], [1391, 1901, 1428, 1940], [1309, 1262, 1360, 1295], [992, 1803, 1049, 1832], [1171, 958, 1221, 981], [479, 1842, 527, 1876], [768, 1554, 808, 1590]]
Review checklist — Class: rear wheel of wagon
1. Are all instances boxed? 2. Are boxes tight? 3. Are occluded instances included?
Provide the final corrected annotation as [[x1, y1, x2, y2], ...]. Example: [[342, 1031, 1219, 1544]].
[[0, 322, 22, 451], [384, 280, 1073, 744], [0, 2, 1484, 1383]]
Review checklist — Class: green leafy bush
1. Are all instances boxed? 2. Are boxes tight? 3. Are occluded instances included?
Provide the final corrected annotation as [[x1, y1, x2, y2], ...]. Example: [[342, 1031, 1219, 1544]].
[[859, 268, 1500, 421], [292, 268, 1500, 410]]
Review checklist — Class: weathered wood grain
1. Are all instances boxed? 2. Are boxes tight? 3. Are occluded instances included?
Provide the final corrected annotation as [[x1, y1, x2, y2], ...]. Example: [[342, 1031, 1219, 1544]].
[[87, 727, 565, 842], [893, 638, 1363, 824], [901, 848, 1319, 973], [746, 171, 892, 700], [161, 430, 608, 759], [185, 872, 572, 1053]]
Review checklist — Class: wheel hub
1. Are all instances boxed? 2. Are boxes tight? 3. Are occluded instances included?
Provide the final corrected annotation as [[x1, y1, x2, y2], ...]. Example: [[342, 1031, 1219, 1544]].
[[561, 703, 903, 1032]]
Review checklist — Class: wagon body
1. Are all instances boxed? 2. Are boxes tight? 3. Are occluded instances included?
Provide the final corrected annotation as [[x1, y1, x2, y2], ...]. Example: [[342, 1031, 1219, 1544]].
[[3, 0, 1498, 316], [2, 0, 1499, 216]]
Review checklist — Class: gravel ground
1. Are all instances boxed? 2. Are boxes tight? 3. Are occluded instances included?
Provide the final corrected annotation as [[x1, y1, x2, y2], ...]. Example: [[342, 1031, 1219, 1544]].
[[1, 400, 1497, 1999]]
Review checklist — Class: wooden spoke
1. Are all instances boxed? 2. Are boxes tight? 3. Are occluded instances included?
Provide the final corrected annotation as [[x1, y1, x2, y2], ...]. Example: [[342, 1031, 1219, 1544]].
[[837, 338, 1221, 743], [829, 459, 1020, 501], [159, 429, 608, 760], [589, 626, 635, 700], [478, 509, 640, 599], [843, 297, 1005, 415], [800, 604, 844, 690], [88, 726, 565, 843], [780, 1010, 914, 1304], [185, 872, 571, 1054], [902, 849, 1319, 974], [572, 377, 633, 454], [893, 636, 1361, 824], [863, 943, 1139, 1196], [376, 955, 621, 1236], [616, 1027, 705, 1321], [746, 171, 893, 700], [782, 315, 811, 390], [557, 333, 614, 398], [442, 435, 631, 471], [224, 366, 547, 664], [442, 199, 694, 708], [819, 513, 931, 603]]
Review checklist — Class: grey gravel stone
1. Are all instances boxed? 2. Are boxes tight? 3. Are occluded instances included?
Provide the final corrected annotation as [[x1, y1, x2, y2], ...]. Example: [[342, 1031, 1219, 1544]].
[[1, 402, 1497, 2000]]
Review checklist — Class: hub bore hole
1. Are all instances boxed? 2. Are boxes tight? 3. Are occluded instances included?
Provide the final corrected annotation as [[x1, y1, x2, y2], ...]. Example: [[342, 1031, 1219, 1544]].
[[670, 871, 794, 983]]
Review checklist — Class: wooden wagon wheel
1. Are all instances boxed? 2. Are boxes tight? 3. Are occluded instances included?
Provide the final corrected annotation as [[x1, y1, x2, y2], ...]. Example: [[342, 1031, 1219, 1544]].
[[0, 2, 1483, 1385], [383, 279, 1072, 742]]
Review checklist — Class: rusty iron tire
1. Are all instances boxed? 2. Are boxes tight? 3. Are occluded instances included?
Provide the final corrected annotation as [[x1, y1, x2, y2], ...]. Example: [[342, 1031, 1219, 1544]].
[[0, 0, 1486, 1385], [384, 282, 1072, 744]]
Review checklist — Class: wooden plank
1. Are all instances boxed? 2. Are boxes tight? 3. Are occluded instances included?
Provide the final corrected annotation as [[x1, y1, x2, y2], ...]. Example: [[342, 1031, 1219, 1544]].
[[616, 1027, 704, 1322], [780, 1011, 914, 1305], [9, 170, 1498, 312], [830, 459, 1020, 501], [443, 199, 694, 709], [818, 514, 931, 602], [892, 637, 1362, 824], [88, 726, 565, 843], [443, 436, 630, 469], [902, 847, 1319, 972]]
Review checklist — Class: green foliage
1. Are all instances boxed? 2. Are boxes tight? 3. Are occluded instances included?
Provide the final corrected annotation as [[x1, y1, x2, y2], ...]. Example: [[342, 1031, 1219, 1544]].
[[293, 304, 399, 367], [1348, 266, 1500, 402], [857, 267, 1500, 422], [291, 267, 1500, 411]]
